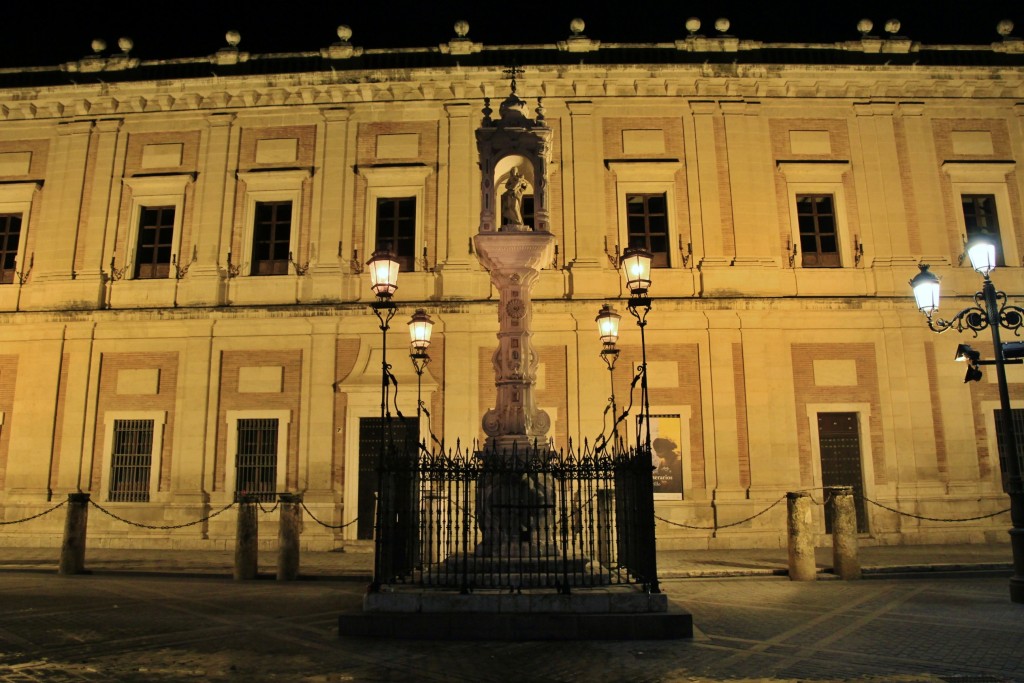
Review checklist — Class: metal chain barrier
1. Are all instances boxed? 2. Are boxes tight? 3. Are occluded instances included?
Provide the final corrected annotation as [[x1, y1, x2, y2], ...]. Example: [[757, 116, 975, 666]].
[[656, 495, 787, 531], [256, 500, 280, 515], [0, 500, 67, 525], [861, 495, 1010, 523], [88, 499, 236, 530], [299, 500, 358, 530]]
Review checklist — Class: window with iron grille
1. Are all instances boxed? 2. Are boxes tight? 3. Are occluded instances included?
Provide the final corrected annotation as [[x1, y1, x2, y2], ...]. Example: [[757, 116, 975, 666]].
[[0, 214, 22, 285], [375, 197, 416, 272], [626, 193, 670, 267], [797, 194, 840, 267], [251, 201, 292, 275], [962, 194, 1004, 266], [108, 419, 154, 502], [134, 206, 174, 279], [235, 418, 278, 502]]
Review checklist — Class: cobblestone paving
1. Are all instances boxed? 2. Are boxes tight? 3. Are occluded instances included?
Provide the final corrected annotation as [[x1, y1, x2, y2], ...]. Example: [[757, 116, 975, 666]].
[[0, 572, 1020, 682]]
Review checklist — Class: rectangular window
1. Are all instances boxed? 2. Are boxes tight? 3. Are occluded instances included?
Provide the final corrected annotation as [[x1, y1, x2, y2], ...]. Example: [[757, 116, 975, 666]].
[[108, 419, 154, 503], [0, 214, 22, 285], [375, 197, 417, 272], [626, 193, 670, 267], [251, 201, 292, 276], [962, 194, 1004, 266], [797, 194, 840, 267], [134, 207, 174, 279], [235, 418, 278, 502]]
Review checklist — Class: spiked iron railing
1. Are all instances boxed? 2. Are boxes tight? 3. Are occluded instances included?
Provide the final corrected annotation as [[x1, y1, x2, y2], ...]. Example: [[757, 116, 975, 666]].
[[372, 440, 659, 594]]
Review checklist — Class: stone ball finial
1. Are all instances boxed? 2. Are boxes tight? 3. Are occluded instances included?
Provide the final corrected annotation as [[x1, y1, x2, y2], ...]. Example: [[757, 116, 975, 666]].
[[685, 17, 701, 34], [454, 20, 469, 37], [714, 17, 730, 34], [857, 18, 873, 35], [569, 18, 585, 35], [337, 25, 352, 42], [225, 30, 241, 47], [884, 18, 901, 35], [118, 37, 133, 53], [997, 19, 1015, 37], [91, 38, 107, 54]]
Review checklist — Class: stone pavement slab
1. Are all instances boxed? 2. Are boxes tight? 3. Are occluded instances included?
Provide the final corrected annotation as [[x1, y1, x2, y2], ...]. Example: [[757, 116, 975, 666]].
[[0, 571, 1020, 682]]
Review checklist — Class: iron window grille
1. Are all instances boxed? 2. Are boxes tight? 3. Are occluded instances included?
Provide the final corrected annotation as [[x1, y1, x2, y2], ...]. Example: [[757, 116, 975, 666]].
[[235, 418, 278, 502], [109, 418, 154, 502], [626, 193, 670, 267], [251, 201, 292, 276], [0, 213, 22, 285], [134, 206, 175, 279], [375, 197, 417, 272], [797, 194, 840, 267]]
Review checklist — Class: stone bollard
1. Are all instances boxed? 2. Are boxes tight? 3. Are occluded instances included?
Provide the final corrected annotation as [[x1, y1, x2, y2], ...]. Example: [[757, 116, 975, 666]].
[[234, 496, 259, 580], [58, 492, 90, 575], [787, 491, 817, 581], [277, 493, 302, 581], [828, 486, 862, 580]]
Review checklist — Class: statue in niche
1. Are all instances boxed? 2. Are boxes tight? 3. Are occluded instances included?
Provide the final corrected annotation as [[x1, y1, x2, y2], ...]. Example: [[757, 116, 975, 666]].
[[500, 168, 529, 228]]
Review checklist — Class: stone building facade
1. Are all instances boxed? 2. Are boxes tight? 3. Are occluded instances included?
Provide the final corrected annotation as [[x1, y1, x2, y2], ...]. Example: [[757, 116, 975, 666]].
[[0, 20, 1022, 550]]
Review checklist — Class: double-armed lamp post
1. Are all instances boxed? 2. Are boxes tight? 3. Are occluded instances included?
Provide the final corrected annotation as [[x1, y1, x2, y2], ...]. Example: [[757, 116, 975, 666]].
[[910, 233, 1024, 603]]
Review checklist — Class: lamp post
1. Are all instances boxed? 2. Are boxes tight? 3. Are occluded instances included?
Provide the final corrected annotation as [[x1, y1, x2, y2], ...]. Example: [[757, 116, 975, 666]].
[[910, 233, 1024, 603], [367, 250, 400, 592], [596, 303, 622, 453], [621, 247, 653, 453], [408, 308, 434, 424], [620, 246, 659, 594], [368, 250, 400, 420]]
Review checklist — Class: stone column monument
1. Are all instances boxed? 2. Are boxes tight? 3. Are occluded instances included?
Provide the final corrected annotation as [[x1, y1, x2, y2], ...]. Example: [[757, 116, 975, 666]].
[[472, 74, 557, 559]]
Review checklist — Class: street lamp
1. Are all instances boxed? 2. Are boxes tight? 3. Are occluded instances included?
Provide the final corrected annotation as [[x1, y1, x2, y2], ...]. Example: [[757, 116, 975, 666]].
[[621, 247, 653, 452], [620, 246, 660, 595], [596, 304, 623, 453], [367, 250, 400, 420], [909, 234, 1024, 603], [408, 308, 434, 422]]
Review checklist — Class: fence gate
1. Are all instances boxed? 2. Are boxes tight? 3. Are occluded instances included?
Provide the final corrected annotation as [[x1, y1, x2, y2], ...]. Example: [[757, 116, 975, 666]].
[[817, 412, 868, 533], [357, 417, 418, 540]]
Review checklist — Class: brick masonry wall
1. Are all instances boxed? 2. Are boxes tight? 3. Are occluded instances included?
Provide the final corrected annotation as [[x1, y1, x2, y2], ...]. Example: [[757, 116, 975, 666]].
[[216, 349, 302, 492], [123, 131, 201, 175], [969, 368, 1024, 481], [353, 121, 438, 270], [932, 118, 1020, 258], [89, 351, 179, 494], [600, 117, 689, 264], [791, 342, 885, 488], [769, 118, 858, 266], [612, 341, 705, 490]]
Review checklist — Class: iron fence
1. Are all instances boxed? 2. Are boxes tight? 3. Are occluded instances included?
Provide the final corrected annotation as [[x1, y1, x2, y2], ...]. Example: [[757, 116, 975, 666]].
[[374, 440, 659, 594]]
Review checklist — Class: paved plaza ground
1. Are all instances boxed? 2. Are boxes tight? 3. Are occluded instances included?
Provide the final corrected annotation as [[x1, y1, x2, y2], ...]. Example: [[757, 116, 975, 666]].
[[0, 568, 1021, 682]]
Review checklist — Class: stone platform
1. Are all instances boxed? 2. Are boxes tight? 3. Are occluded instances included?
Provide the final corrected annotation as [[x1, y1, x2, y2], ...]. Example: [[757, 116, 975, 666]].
[[338, 587, 693, 640]]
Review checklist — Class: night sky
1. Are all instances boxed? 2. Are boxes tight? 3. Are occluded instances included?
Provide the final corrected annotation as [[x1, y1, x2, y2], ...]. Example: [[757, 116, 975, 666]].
[[0, 0, 1021, 68]]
